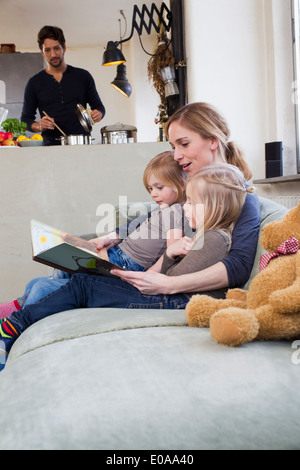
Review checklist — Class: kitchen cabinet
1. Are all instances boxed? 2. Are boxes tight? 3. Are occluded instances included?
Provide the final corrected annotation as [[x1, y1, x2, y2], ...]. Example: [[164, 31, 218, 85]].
[[0, 52, 44, 123]]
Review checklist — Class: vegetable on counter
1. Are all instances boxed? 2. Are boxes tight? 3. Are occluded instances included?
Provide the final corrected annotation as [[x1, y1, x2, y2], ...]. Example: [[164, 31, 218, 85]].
[[1, 119, 27, 138]]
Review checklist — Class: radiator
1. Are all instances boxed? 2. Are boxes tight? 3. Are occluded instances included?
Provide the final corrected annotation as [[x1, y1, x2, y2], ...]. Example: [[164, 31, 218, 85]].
[[265, 195, 300, 209]]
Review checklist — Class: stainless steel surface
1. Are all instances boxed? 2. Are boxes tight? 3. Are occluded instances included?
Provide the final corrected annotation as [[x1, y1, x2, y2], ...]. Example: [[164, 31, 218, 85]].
[[60, 135, 92, 145], [158, 66, 179, 97], [101, 122, 137, 144], [76, 104, 93, 132], [84, 135, 92, 145]]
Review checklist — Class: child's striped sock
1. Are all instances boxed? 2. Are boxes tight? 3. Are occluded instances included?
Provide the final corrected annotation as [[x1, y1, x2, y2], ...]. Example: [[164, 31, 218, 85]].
[[0, 319, 19, 371], [0, 318, 19, 339]]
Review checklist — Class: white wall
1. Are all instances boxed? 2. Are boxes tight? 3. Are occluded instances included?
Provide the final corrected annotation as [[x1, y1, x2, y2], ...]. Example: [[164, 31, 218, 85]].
[[183, 0, 297, 180], [264, 0, 297, 176], [130, 35, 161, 143]]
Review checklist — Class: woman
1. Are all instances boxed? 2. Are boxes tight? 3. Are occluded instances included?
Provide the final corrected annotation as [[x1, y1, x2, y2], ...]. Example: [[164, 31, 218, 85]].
[[0, 163, 255, 362], [115, 102, 260, 294]]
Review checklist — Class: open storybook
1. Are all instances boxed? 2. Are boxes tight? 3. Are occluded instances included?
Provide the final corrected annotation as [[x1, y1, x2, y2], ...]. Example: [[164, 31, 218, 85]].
[[30, 220, 124, 278]]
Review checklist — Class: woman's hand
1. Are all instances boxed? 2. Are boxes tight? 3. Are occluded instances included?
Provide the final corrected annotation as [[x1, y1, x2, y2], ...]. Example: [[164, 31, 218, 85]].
[[166, 236, 194, 259], [111, 269, 173, 295]]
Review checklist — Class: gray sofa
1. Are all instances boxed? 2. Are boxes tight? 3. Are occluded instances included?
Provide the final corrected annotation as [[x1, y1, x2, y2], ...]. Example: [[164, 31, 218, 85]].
[[0, 197, 299, 450]]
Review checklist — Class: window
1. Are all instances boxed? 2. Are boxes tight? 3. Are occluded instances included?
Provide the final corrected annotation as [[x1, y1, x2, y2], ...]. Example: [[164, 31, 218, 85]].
[[292, 0, 300, 173]]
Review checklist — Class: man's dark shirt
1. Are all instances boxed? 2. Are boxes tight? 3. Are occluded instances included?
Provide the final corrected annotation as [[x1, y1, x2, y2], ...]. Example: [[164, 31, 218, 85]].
[[21, 65, 106, 144]]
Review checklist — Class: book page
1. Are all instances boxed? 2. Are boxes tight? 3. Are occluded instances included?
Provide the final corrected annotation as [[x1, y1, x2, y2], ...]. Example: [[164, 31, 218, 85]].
[[31, 220, 65, 256], [31, 220, 99, 257], [30, 219, 124, 277]]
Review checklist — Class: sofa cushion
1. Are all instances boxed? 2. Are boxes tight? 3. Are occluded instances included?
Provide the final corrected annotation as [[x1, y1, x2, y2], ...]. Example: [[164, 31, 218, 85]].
[[0, 308, 299, 450], [6, 308, 187, 363]]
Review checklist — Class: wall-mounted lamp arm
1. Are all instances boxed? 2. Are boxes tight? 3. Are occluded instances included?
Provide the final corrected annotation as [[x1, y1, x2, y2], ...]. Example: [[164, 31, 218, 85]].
[[118, 2, 172, 45]]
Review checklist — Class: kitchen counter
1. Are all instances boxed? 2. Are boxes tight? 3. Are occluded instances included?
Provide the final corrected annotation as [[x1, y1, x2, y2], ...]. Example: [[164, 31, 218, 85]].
[[0, 142, 169, 300]]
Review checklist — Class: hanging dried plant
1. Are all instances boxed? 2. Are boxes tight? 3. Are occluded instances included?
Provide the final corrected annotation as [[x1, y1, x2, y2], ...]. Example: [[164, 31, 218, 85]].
[[147, 27, 175, 125]]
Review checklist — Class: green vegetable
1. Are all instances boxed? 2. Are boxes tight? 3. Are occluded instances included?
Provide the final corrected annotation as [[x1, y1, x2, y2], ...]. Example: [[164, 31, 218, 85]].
[[2, 119, 27, 138]]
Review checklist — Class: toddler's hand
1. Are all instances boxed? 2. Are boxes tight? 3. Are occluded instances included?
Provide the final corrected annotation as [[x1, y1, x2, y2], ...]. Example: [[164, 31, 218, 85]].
[[89, 237, 109, 251], [89, 231, 119, 251], [166, 236, 194, 259]]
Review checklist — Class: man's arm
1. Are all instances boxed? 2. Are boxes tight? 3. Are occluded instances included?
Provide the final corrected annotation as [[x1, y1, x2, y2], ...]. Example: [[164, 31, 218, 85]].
[[85, 72, 106, 120], [21, 78, 38, 132]]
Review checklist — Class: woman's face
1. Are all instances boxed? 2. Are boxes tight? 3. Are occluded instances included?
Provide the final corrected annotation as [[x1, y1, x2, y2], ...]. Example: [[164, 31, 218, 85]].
[[168, 121, 218, 177]]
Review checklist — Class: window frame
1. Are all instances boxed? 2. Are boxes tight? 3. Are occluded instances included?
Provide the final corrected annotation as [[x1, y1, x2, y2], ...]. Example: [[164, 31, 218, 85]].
[[292, 0, 300, 173]]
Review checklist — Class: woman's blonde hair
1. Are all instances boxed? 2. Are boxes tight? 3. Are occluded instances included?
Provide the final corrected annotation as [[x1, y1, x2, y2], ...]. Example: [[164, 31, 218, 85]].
[[165, 102, 252, 180], [143, 151, 187, 203], [187, 163, 254, 236]]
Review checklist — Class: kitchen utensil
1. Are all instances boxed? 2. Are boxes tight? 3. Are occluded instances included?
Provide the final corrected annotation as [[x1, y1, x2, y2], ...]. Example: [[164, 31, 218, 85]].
[[18, 140, 43, 147], [158, 66, 179, 97], [59, 135, 92, 145], [101, 123, 137, 144], [42, 111, 66, 136], [76, 104, 93, 133]]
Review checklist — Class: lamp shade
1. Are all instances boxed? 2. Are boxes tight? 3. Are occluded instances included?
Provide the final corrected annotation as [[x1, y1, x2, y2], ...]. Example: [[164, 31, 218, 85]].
[[102, 41, 126, 66], [111, 64, 132, 98]]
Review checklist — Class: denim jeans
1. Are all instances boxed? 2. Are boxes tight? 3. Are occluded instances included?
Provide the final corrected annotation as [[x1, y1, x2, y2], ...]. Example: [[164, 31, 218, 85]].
[[18, 271, 71, 307], [17, 248, 145, 308], [107, 246, 146, 271], [11, 273, 189, 333]]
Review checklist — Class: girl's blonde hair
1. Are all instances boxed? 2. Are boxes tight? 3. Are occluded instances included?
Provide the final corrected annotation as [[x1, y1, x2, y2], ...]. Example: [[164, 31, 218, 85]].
[[143, 151, 187, 203], [165, 102, 252, 181], [187, 163, 254, 236]]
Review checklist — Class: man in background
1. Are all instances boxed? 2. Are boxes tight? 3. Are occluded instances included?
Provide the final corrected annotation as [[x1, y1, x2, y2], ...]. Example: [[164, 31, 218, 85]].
[[21, 25, 106, 145]]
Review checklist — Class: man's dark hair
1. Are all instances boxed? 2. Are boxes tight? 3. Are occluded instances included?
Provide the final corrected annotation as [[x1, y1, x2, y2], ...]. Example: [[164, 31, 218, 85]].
[[37, 26, 66, 50]]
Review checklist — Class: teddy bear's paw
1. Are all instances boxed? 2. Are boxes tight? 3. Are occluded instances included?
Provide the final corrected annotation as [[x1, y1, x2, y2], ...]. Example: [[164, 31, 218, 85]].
[[255, 304, 300, 341], [210, 308, 260, 347], [185, 295, 248, 328], [269, 282, 300, 315], [226, 288, 247, 304], [185, 295, 223, 327]]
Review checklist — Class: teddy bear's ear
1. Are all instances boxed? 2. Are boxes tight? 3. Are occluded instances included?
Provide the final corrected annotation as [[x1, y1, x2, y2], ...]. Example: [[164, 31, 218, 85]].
[[260, 203, 300, 252]]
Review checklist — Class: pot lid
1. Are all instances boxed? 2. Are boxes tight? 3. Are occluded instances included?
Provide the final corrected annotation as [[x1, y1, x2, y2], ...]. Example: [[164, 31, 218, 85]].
[[76, 104, 93, 132], [101, 122, 137, 132]]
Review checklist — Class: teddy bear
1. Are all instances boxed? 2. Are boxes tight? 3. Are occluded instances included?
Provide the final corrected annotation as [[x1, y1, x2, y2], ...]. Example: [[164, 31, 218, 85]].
[[185, 201, 300, 347]]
